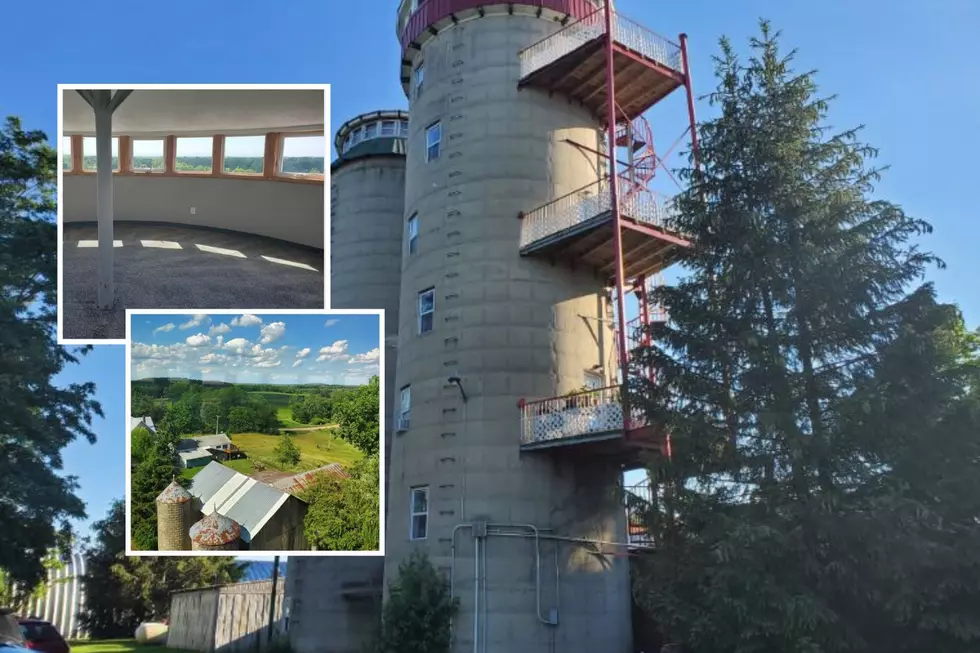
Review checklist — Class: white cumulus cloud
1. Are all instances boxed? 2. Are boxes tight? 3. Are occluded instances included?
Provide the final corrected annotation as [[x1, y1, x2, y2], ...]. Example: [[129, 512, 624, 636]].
[[231, 314, 263, 327], [325, 318, 340, 327], [296, 347, 311, 359], [209, 322, 231, 336], [152, 323, 176, 335], [179, 314, 209, 330], [316, 340, 349, 362], [186, 333, 211, 347], [223, 337, 252, 354], [349, 347, 380, 364], [259, 321, 286, 344], [292, 360, 303, 368]]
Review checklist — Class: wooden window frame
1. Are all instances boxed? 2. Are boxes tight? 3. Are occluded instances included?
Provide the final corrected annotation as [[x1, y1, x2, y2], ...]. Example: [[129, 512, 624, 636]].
[[222, 134, 265, 177], [63, 131, 322, 185], [275, 131, 326, 182]]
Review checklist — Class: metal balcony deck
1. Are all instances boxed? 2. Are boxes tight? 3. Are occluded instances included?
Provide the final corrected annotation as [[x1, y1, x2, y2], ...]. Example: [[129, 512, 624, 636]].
[[518, 8, 685, 123], [519, 179, 689, 280], [519, 385, 666, 468]]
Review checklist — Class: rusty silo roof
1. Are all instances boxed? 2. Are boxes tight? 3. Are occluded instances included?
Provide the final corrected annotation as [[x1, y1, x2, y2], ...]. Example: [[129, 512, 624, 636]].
[[156, 480, 192, 504], [190, 510, 241, 546]]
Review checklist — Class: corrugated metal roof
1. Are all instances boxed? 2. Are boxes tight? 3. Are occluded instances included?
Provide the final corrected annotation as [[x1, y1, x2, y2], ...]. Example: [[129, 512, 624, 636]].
[[130, 416, 155, 432], [271, 463, 350, 495], [178, 450, 213, 463], [178, 434, 232, 451], [187, 461, 296, 544]]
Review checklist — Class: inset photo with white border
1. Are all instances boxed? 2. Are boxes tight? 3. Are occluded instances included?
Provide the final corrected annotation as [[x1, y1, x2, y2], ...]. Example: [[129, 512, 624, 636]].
[[58, 84, 330, 345], [125, 309, 383, 557]]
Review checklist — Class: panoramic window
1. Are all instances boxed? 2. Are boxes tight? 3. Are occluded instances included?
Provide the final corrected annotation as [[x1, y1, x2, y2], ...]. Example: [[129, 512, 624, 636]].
[[381, 120, 396, 137], [418, 288, 435, 334], [131, 139, 165, 173], [175, 137, 213, 173], [415, 64, 424, 98], [425, 122, 441, 162], [407, 213, 419, 255], [280, 134, 325, 177], [62, 136, 72, 171], [223, 135, 265, 175], [399, 386, 411, 431], [409, 485, 428, 540], [81, 136, 119, 172], [364, 122, 378, 140], [399, 120, 409, 137]]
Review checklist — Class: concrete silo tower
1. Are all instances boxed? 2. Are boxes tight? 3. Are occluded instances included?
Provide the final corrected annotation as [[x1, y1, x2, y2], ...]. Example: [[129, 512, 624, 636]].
[[387, 1, 699, 652], [190, 511, 241, 551], [287, 111, 408, 653], [156, 480, 194, 551]]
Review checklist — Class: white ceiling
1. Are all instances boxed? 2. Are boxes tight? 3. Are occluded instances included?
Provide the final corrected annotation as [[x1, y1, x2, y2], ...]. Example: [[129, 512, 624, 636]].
[[62, 89, 325, 137]]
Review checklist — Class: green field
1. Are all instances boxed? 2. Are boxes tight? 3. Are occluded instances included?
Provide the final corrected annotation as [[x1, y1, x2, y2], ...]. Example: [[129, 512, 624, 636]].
[[71, 640, 190, 653], [180, 429, 361, 480], [248, 391, 309, 428]]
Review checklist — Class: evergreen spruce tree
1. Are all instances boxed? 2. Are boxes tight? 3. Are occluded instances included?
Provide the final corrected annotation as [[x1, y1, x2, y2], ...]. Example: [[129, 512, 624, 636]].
[[631, 22, 980, 653], [130, 435, 182, 551]]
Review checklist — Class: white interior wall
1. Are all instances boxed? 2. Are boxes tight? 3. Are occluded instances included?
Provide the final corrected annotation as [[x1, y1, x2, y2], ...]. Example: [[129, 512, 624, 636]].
[[62, 175, 324, 249]]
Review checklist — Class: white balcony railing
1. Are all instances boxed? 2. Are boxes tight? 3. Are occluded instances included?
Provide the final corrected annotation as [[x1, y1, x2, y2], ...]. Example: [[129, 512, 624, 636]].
[[520, 385, 648, 446], [519, 8, 683, 80], [519, 178, 676, 250]]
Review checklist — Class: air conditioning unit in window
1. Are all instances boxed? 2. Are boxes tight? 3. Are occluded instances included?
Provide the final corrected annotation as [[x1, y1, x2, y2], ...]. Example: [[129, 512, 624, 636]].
[[396, 417, 410, 432]]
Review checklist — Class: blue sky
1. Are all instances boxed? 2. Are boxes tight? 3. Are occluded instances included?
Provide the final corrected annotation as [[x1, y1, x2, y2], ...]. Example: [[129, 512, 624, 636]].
[[9, 0, 977, 536], [131, 312, 381, 385]]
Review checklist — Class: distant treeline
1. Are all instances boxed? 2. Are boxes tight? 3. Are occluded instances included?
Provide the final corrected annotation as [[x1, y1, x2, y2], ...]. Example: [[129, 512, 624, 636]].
[[75, 156, 323, 174], [133, 377, 346, 398]]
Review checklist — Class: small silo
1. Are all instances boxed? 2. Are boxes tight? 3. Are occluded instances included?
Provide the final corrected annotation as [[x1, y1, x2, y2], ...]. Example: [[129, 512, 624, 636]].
[[155, 480, 193, 551], [190, 510, 241, 551]]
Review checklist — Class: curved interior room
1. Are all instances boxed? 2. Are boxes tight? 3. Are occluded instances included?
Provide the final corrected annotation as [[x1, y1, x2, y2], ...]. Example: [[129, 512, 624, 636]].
[[61, 88, 326, 340]]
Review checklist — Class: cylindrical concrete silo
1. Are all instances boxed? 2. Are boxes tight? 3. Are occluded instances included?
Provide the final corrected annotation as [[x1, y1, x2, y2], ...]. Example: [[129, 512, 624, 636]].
[[387, 2, 630, 653], [156, 480, 194, 551], [287, 111, 408, 653], [331, 109, 408, 509], [190, 511, 241, 551]]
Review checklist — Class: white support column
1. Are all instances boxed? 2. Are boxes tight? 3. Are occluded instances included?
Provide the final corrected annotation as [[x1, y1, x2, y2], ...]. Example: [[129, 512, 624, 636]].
[[94, 99, 115, 309]]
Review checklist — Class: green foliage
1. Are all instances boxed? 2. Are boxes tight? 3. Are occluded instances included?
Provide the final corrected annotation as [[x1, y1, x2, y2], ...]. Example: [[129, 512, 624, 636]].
[[299, 454, 379, 551], [131, 390, 163, 422], [291, 392, 333, 424], [275, 434, 302, 467], [80, 499, 244, 638], [630, 23, 980, 653], [0, 116, 102, 590], [130, 426, 154, 464], [377, 550, 458, 653], [333, 376, 380, 454], [130, 439, 182, 551]]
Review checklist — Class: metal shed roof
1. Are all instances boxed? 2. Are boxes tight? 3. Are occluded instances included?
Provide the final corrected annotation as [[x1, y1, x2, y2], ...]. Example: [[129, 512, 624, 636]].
[[187, 461, 294, 543], [178, 434, 232, 451], [271, 463, 350, 495]]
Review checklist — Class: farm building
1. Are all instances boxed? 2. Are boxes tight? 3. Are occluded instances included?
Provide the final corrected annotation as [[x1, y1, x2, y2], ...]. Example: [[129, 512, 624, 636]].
[[156, 461, 309, 551], [177, 434, 234, 469], [269, 463, 350, 495], [129, 416, 156, 433]]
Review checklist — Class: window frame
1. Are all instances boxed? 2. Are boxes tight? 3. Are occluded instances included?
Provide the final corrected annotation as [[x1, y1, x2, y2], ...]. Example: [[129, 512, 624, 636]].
[[398, 385, 411, 431], [221, 135, 266, 176], [80, 136, 120, 173], [277, 131, 326, 180], [409, 485, 428, 541], [425, 121, 441, 162], [407, 213, 419, 256], [130, 138, 166, 174], [418, 287, 435, 334], [62, 136, 73, 172], [414, 63, 425, 99], [174, 135, 216, 175]]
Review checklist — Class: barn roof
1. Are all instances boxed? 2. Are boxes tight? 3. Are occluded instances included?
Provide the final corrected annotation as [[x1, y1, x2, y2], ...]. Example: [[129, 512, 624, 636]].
[[187, 461, 295, 543], [177, 434, 232, 451], [270, 463, 350, 495]]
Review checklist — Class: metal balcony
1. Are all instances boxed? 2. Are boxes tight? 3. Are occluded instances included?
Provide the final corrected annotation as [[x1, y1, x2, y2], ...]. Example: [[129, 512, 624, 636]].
[[624, 483, 655, 547], [518, 8, 685, 122], [519, 178, 688, 280], [519, 385, 666, 466]]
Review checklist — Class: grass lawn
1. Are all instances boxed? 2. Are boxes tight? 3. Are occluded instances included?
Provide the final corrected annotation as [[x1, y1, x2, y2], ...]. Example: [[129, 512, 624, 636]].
[[70, 640, 190, 653], [276, 405, 307, 428], [179, 429, 361, 478], [232, 429, 362, 472]]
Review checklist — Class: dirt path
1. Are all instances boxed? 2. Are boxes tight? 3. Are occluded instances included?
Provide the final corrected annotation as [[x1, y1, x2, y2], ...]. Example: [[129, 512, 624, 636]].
[[281, 424, 338, 433]]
